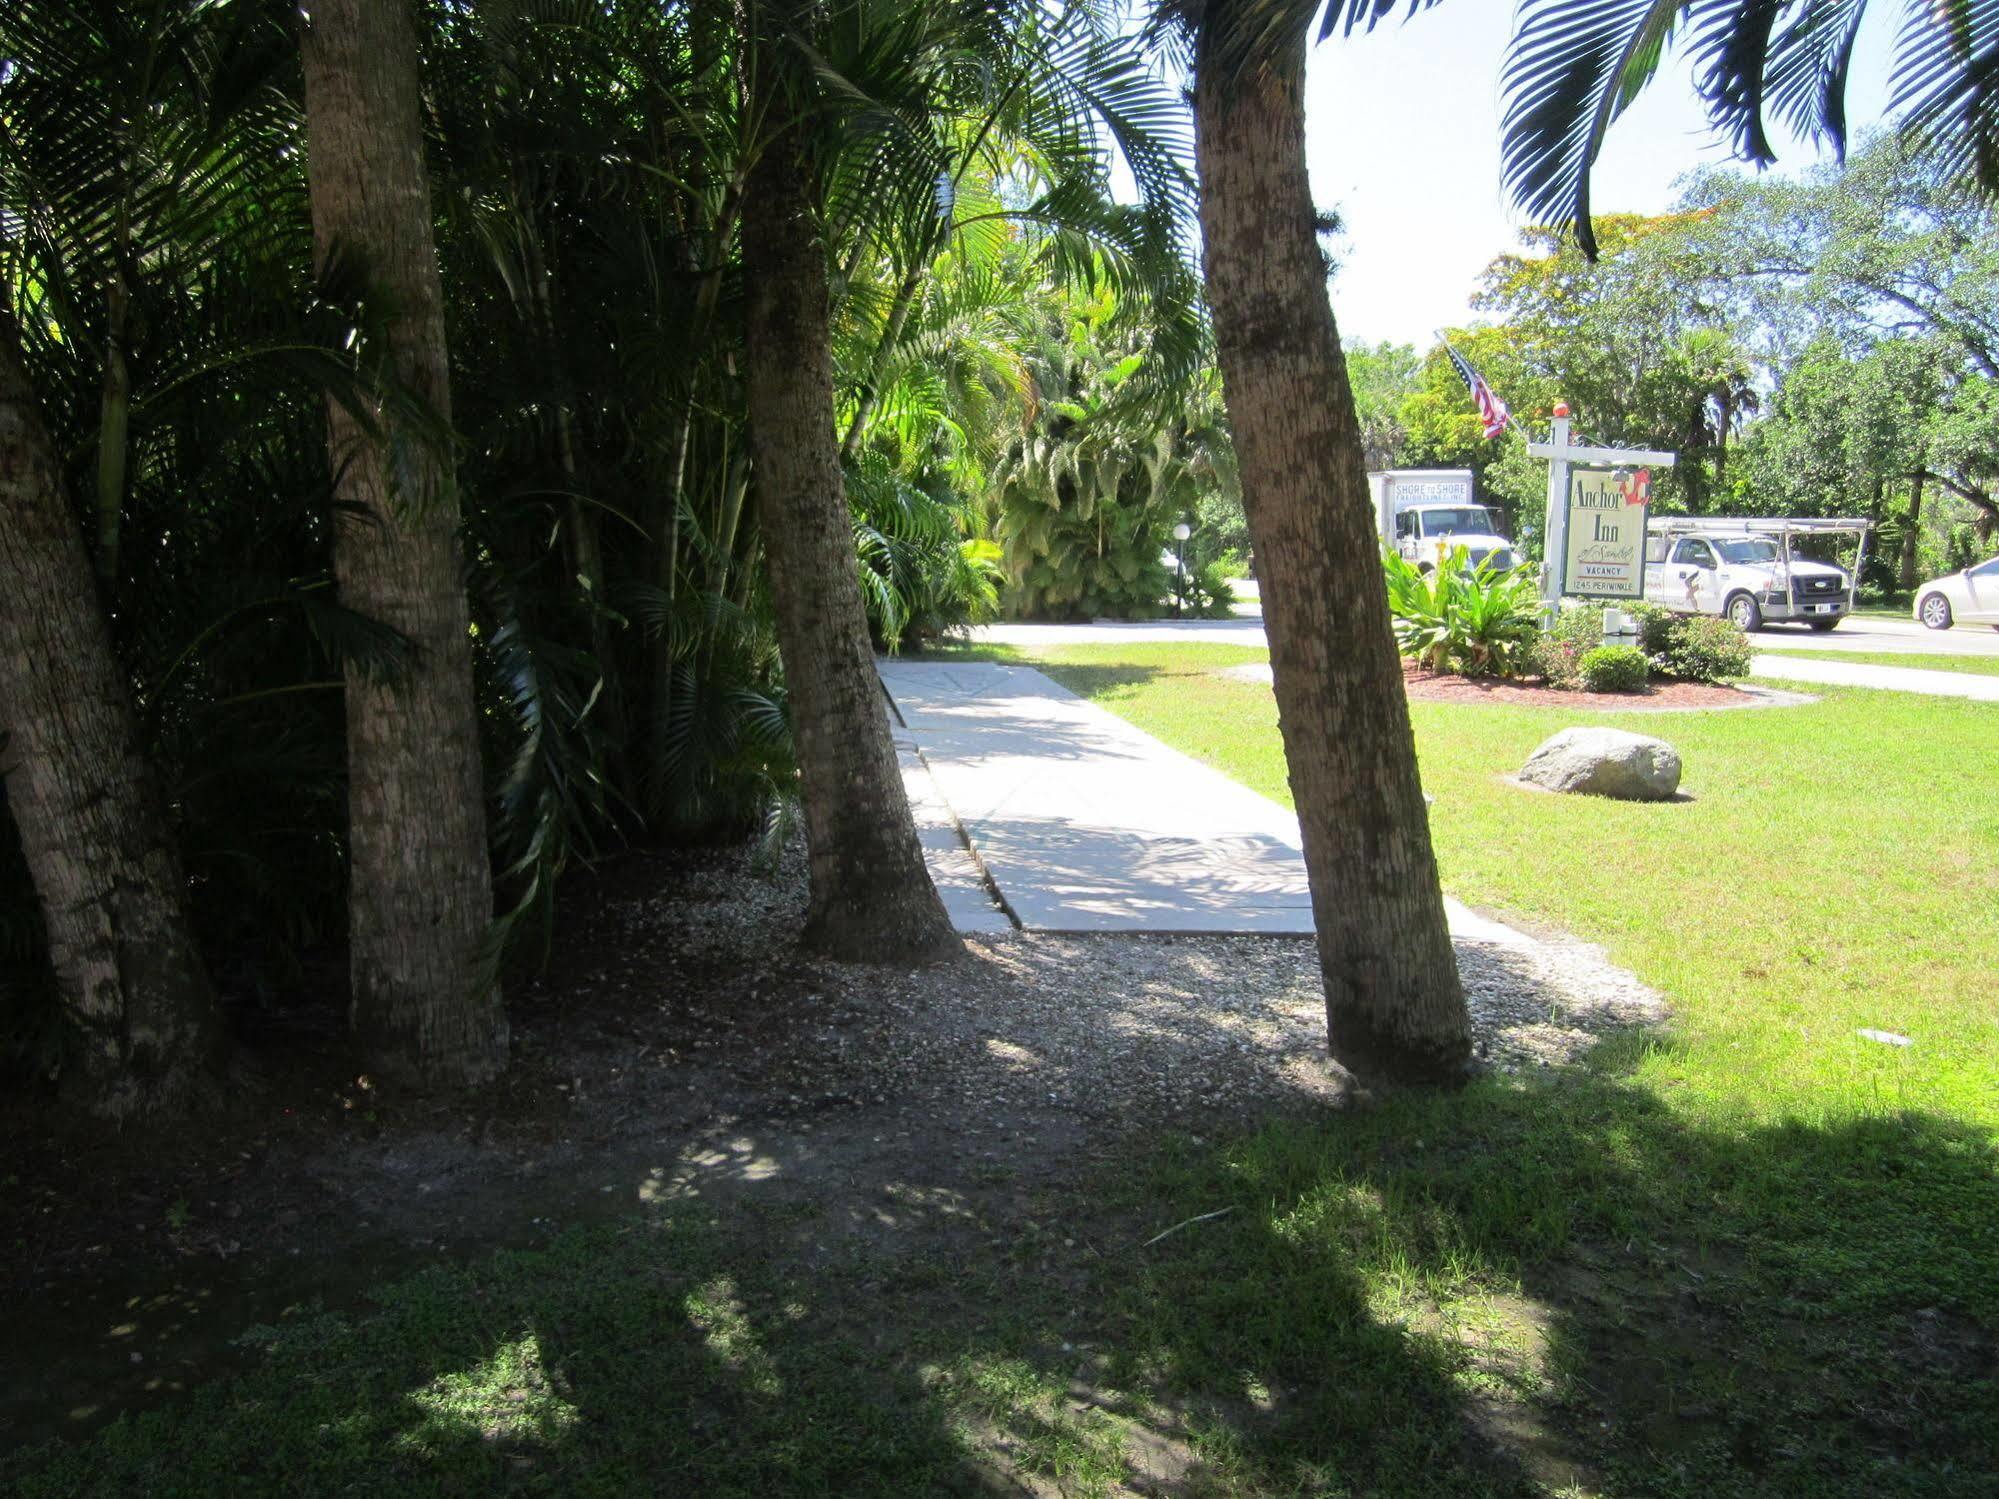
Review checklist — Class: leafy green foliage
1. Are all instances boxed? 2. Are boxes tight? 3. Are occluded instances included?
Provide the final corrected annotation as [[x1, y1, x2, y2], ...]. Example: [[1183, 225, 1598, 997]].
[[1536, 598, 1748, 686], [1177, 557, 1239, 620], [1343, 339, 1422, 470], [1470, 214, 1757, 516], [1500, 0, 1999, 258], [1577, 643, 1649, 692], [1526, 599, 1602, 688], [992, 285, 1233, 620], [0, 0, 1214, 1067], [1663, 613, 1754, 682], [1382, 547, 1542, 678], [1624, 597, 1676, 656]]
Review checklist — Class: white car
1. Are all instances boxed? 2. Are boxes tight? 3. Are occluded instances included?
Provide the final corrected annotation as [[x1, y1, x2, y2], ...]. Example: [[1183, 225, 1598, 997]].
[[1914, 557, 1999, 630]]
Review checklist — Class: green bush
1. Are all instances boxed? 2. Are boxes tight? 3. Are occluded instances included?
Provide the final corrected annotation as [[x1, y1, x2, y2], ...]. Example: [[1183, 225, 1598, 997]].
[[1578, 644, 1650, 693], [1666, 614, 1755, 681], [1528, 600, 1603, 688], [1626, 598, 1676, 655], [1180, 558, 1238, 619], [1383, 546, 1541, 678], [1535, 599, 1751, 686]]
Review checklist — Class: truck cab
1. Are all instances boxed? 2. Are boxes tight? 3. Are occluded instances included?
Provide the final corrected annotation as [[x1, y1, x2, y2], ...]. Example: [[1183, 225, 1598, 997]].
[[1370, 469, 1520, 574], [1391, 504, 1519, 574], [1643, 526, 1859, 632]]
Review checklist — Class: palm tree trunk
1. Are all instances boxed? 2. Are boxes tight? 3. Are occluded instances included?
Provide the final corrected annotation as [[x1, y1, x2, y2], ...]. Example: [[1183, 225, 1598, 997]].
[[1193, 23, 1468, 1083], [300, 0, 506, 1085], [740, 81, 955, 963], [94, 275, 131, 585], [0, 311, 226, 1116]]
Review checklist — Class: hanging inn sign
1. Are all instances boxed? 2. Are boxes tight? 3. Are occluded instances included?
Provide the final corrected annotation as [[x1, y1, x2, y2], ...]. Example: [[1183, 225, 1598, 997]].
[[1564, 466, 1652, 599], [1526, 406, 1676, 614]]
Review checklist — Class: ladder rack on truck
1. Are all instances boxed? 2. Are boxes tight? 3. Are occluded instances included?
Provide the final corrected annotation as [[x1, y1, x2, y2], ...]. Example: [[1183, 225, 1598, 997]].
[[1644, 516, 1872, 627]]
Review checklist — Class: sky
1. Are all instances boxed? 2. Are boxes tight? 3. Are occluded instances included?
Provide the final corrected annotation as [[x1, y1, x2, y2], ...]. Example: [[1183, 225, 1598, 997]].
[[1304, 4, 1902, 349]]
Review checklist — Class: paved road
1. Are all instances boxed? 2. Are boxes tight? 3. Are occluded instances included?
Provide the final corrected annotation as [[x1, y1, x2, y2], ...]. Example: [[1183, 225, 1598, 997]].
[[882, 659, 1524, 942], [969, 612, 1999, 700], [1749, 614, 1999, 657]]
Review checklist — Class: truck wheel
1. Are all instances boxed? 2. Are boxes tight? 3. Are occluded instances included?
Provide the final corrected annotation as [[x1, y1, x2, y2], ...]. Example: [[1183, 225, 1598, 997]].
[[1725, 592, 1762, 632], [1919, 592, 1953, 630], [1807, 618, 1840, 632]]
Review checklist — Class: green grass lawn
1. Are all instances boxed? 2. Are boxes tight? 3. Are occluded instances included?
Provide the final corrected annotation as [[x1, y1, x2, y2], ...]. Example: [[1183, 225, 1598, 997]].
[[1012, 643, 1996, 1128], [10, 645, 1997, 1496], [964, 642, 1999, 1491], [1751, 645, 1999, 676]]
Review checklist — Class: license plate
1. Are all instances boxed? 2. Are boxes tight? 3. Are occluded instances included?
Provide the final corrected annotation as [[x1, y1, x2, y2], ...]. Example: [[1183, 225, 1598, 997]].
[[1810, 603, 1835, 613]]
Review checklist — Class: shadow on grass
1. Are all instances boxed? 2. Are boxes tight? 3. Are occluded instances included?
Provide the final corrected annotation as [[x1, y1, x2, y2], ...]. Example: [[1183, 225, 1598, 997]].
[[7, 1053, 1995, 1496], [1107, 1054, 1999, 1493]]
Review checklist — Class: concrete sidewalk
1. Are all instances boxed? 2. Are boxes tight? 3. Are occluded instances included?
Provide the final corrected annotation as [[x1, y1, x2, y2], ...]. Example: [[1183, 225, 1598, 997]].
[[883, 660, 1522, 942], [1749, 653, 1999, 702]]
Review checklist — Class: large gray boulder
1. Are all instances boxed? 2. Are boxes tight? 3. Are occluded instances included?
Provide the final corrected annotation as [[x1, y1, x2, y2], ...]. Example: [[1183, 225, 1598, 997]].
[[1519, 727, 1681, 801]]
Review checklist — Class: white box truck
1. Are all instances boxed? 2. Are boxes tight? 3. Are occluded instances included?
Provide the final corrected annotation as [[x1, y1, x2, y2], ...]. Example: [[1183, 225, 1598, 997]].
[[1369, 468, 1521, 573]]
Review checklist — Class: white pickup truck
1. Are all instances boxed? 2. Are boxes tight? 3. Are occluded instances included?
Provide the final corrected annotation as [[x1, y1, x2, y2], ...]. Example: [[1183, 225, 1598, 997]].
[[1370, 469, 1520, 574], [1643, 524, 1861, 632]]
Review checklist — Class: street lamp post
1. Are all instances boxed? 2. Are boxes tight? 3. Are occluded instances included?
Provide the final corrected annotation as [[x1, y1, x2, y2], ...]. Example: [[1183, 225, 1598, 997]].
[[1172, 521, 1192, 618]]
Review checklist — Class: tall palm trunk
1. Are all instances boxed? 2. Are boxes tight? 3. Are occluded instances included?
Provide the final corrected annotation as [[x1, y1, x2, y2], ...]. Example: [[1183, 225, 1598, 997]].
[[1193, 22, 1469, 1083], [0, 312, 226, 1116], [740, 65, 956, 963], [300, 0, 506, 1084]]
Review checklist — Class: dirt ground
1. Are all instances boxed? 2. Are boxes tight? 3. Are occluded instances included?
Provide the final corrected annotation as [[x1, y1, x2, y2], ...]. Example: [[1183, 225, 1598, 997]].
[[0, 842, 1661, 1456]]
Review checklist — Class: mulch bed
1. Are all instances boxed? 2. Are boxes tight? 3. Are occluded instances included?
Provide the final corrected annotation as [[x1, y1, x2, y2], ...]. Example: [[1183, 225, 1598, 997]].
[[1402, 663, 1752, 709]]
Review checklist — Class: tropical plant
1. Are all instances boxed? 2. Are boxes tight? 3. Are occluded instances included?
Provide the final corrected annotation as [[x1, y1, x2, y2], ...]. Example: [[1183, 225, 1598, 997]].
[[1501, 0, 1999, 260], [992, 283, 1230, 620], [1383, 546, 1543, 677], [301, 0, 509, 1085], [0, 306, 229, 1117], [1, 0, 1215, 1103], [1179, 556, 1241, 618]]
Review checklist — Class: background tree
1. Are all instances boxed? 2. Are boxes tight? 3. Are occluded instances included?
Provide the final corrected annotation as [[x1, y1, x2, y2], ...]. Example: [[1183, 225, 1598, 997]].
[[1472, 212, 1751, 511], [992, 280, 1235, 620], [1342, 339, 1421, 472]]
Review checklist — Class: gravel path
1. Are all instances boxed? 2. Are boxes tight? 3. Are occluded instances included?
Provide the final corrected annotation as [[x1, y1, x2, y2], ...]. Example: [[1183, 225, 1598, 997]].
[[625, 842, 1666, 1133]]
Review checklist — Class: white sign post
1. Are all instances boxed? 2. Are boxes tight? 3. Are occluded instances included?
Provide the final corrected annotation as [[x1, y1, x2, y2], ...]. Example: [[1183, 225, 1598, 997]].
[[1525, 404, 1676, 623]]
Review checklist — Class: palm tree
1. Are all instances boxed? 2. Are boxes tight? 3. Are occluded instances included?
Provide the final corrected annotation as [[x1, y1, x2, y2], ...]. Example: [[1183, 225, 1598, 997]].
[[1671, 327, 1759, 502], [1502, 0, 1999, 258], [1182, 1, 1471, 1083], [739, 0, 959, 961], [300, 0, 508, 1084], [0, 309, 228, 1116]]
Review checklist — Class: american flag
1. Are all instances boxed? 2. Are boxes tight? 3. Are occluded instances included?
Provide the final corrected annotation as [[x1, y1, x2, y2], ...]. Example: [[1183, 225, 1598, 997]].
[[1445, 346, 1511, 440]]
